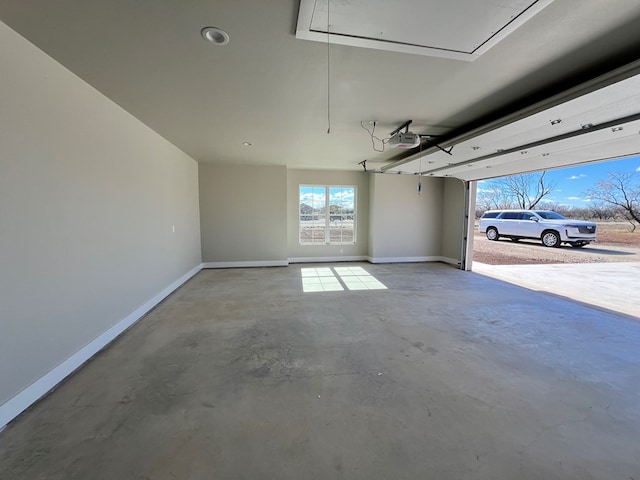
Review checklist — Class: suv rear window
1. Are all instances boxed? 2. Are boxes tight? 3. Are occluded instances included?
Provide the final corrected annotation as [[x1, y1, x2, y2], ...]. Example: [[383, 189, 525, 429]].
[[481, 212, 500, 218]]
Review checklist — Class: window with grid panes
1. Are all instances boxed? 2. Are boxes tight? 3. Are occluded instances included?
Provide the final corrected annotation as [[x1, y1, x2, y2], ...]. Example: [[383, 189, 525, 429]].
[[299, 185, 356, 245]]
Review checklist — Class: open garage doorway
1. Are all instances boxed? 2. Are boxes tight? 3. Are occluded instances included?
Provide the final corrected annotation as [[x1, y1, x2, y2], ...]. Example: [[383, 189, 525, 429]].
[[471, 157, 640, 318]]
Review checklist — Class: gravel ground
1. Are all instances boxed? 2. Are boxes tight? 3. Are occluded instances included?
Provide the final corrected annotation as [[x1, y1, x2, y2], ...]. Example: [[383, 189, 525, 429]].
[[473, 222, 640, 265]]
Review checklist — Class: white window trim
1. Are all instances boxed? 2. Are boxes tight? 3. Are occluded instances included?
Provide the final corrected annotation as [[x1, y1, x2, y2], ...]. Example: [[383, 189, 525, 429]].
[[299, 184, 357, 246]]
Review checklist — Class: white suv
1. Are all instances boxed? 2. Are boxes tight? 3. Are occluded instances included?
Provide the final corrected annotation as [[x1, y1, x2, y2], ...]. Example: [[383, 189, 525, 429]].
[[478, 210, 597, 248]]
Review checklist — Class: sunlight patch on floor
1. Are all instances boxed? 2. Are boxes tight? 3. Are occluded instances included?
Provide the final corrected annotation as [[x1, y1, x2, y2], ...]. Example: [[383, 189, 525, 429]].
[[333, 266, 387, 290], [301, 266, 387, 293], [301, 267, 344, 292]]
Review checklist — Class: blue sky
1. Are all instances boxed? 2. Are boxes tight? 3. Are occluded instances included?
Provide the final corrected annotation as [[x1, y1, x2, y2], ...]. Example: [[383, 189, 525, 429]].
[[300, 186, 355, 209], [480, 155, 640, 208]]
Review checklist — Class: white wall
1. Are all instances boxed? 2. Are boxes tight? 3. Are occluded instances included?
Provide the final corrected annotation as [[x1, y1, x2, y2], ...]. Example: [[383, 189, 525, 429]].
[[368, 175, 443, 261], [287, 169, 369, 260], [199, 164, 288, 265], [0, 22, 202, 420]]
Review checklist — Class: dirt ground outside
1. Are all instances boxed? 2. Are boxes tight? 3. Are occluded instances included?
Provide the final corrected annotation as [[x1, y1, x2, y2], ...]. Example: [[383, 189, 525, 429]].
[[473, 222, 640, 265]]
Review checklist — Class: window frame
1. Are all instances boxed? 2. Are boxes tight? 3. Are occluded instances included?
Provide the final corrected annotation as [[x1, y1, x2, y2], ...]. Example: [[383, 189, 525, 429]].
[[299, 184, 357, 246]]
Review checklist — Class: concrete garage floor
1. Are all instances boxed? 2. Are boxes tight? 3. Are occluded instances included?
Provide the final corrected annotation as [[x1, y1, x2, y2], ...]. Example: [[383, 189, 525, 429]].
[[1, 263, 639, 479]]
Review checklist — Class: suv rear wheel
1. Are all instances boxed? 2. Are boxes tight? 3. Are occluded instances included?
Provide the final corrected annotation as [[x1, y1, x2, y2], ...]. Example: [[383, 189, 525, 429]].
[[486, 227, 499, 241], [541, 230, 561, 248]]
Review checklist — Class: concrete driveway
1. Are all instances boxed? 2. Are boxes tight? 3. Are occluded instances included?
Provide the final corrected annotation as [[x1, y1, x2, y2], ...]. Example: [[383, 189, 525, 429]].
[[472, 261, 640, 319]]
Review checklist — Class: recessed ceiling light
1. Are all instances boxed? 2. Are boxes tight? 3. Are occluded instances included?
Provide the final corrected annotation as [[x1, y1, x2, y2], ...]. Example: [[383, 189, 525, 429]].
[[542, 153, 550, 157], [550, 119, 562, 125], [471, 146, 480, 150], [242, 141, 252, 146], [520, 150, 528, 154], [201, 27, 230, 45], [612, 126, 624, 132], [581, 123, 594, 129]]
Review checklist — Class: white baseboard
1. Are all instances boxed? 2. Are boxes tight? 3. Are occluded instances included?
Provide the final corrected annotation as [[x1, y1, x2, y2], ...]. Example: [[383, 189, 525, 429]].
[[288, 256, 368, 264], [202, 260, 289, 268], [439, 256, 462, 266], [290, 256, 460, 266], [0, 263, 203, 432], [367, 256, 442, 264]]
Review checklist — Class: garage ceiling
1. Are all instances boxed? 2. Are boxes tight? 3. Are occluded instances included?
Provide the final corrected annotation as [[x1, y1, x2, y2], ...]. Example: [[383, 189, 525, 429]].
[[1, 0, 640, 176]]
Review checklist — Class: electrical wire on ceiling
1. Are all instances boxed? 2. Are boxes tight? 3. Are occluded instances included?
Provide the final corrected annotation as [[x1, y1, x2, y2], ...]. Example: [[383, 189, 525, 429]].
[[417, 142, 422, 195], [360, 121, 390, 152], [326, 0, 331, 134]]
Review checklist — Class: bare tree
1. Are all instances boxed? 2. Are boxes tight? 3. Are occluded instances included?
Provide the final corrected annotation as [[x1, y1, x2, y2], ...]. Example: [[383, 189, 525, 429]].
[[588, 204, 619, 221], [477, 171, 556, 210], [585, 171, 640, 231], [475, 185, 512, 211]]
